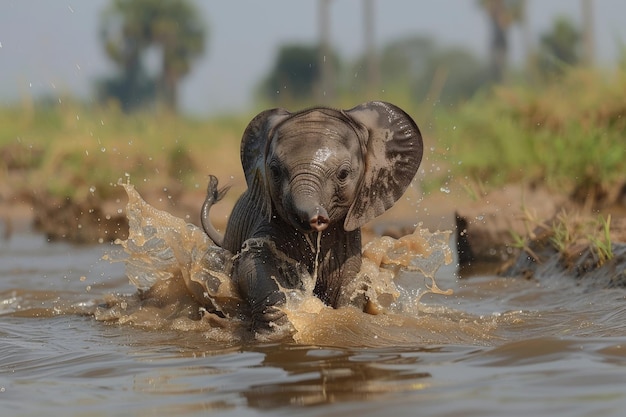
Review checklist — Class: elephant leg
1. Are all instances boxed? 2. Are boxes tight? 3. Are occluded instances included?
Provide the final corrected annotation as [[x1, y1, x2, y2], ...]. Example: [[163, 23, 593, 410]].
[[233, 238, 293, 333]]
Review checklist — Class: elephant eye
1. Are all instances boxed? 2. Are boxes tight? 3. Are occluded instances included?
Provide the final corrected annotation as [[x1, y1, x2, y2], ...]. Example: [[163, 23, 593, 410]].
[[269, 163, 282, 182], [336, 166, 351, 181]]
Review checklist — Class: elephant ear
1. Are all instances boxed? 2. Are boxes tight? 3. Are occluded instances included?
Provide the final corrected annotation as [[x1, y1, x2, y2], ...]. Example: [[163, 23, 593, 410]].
[[344, 101, 423, 231], [240, 108, 291, 187]]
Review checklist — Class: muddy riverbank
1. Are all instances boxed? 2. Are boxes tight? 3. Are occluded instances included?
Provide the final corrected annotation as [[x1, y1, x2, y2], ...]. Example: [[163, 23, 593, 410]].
[[3, 176, 626, 287]]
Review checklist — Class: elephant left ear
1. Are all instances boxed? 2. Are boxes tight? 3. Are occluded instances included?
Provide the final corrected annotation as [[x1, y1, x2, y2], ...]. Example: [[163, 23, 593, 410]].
[[240, 108, 291, 187], [344, 101, 423, 231]]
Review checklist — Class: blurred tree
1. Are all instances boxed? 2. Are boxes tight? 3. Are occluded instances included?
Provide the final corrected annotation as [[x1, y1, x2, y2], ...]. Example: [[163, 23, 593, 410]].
[[581, 0, 595, 66], [318, 0, 334, 103], [379, 36, 437, 88], [419, 47, 492, 104], [362, 0, 379, 95], [477, 0, 524, 82], [258, 44, 340, 106], [98, 0, 206, 112], [348, 35, 489, 105], [537, 16, 582, 76]]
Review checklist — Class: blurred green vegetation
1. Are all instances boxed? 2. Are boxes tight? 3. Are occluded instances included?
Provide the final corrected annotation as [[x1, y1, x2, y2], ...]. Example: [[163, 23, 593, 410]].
[[1, 65, 625, 207], [0, 100, 247, 203], [432, 66, 626, 202]]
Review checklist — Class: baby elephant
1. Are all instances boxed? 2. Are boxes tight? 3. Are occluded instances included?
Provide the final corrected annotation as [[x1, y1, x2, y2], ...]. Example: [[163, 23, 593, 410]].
[[201, 101, 423, 332]]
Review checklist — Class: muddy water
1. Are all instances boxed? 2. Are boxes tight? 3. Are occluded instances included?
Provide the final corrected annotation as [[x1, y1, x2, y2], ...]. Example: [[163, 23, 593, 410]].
[[2, 189, 626, 416]]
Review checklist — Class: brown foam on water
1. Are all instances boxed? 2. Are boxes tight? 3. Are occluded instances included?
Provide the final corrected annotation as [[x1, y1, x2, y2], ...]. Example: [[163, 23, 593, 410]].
[[96, 182, 243, 334], [98, 183, 495, 346], [279, 227, 484, 347]]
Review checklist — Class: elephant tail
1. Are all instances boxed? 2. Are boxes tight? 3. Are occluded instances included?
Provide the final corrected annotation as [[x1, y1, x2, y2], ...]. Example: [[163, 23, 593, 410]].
[[201, 175, 229, 247]]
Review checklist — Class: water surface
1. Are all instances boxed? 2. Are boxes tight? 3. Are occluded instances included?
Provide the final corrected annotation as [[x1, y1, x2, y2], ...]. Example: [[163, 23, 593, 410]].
[[2, 210, 626, 416]]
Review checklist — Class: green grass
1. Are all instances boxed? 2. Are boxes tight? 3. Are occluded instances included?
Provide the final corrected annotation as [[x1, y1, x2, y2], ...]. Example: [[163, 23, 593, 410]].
[[1, 65, 625, 207], [0, 100, 249, 201], [510, 206, 614, 268], [430, 67, 626, 198], [589, 214, 614, 265]]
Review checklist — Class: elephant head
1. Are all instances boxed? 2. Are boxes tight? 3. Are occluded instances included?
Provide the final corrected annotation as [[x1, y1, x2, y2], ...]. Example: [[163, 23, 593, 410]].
[[239, 101, 423, 234]]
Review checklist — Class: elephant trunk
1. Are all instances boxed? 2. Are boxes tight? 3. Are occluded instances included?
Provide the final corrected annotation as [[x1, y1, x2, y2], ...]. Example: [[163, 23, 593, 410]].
[[308, 206, 330, 232], [290, 191, 329, 233]]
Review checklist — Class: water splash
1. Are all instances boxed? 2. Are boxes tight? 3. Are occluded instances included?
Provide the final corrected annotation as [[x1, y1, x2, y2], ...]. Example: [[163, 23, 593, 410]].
[[98, 183, 481, 346], [97, 182, 241, 330], [313, 230, 322, 282]]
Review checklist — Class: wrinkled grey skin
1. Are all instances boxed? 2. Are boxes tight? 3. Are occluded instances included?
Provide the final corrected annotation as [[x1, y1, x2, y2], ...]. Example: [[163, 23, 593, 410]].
[[202, 101, 423, 331]]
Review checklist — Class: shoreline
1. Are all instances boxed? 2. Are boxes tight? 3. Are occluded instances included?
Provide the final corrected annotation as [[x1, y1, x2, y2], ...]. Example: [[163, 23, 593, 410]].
[[0, 183, 460, 241], [3, 180, 626, 288]]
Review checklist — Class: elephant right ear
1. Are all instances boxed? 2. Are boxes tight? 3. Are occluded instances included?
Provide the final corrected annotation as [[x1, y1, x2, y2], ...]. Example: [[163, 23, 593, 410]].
[[344, 101, 423, 231], [240, 108, 291, 187]]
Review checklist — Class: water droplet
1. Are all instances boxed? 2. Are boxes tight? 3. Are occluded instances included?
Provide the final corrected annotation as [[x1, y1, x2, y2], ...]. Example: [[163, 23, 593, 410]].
[[100, 147, 106, 152], [89, 186, 96, 193], [439, 187, 450, 194]]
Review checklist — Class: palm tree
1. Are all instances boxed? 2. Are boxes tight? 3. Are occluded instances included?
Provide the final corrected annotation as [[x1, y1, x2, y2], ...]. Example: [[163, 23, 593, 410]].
[[581, 0, 595, 66], [100, 0, 206, 111], [477, 0, 524, 82], [317, 0, 334, 103]]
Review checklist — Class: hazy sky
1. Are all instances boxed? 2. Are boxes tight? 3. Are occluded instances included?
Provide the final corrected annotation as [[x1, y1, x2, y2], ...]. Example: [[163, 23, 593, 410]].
[[1, 0, 625, 115]]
